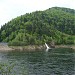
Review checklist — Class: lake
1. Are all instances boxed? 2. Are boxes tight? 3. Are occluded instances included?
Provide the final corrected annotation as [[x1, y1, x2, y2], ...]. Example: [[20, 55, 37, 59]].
[[0, 48, 75, 75]]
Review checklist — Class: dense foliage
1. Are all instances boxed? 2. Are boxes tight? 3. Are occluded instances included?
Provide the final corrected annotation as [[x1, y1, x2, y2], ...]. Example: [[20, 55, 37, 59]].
[[0, 7, 75, 45]]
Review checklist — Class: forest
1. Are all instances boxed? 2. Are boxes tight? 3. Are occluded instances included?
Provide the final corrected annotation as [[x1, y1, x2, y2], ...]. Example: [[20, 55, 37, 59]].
[[0, 7, 75, 46]]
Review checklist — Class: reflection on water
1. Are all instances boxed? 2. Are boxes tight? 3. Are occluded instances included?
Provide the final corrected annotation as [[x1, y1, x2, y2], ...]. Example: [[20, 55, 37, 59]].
[[0, 48, 75, 75]]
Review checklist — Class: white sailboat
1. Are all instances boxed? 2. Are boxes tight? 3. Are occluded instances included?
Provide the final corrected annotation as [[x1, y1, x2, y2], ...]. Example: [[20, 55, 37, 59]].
[[45, 43, 51, 52]]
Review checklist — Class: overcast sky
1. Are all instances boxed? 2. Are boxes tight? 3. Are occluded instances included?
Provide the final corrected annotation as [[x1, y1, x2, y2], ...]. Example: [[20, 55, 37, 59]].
[[0, 0, 75, 28]]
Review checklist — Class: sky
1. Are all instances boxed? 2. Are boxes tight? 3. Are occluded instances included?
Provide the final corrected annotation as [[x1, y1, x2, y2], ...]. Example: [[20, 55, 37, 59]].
[[0, 0, 75, 28]]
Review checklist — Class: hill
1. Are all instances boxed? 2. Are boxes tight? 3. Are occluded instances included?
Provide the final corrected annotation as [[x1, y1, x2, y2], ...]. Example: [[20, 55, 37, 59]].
[[0, 7, 75, 46]]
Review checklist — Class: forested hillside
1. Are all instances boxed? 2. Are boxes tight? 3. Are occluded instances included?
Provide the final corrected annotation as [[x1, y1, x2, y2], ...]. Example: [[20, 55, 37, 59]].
[[0, 7, 75, 46]]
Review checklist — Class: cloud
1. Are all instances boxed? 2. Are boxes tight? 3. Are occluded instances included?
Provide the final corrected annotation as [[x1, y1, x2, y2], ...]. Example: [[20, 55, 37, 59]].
[[0, 0, 75, 27]]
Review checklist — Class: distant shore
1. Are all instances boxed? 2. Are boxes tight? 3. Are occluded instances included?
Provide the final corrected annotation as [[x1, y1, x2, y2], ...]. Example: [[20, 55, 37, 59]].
[[55, 45, 75, 50], [0, 43, 75, 52], [0, 43, 45, 52]]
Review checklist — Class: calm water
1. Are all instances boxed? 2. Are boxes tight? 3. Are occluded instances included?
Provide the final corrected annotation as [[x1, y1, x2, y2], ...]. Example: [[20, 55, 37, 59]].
[[0, 48, 75, 75]]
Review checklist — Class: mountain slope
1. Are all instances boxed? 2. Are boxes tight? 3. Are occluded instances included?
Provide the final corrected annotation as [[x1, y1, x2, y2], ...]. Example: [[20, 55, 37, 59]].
[[0, 7, 75, 45]]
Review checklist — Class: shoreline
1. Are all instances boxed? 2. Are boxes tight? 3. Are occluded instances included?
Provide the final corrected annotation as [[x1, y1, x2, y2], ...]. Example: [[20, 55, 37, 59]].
[[0, 43, 46, 52], [10, 45, 46, 51], [0, 43, 14, 52], [0, 43, 75, 52], [55, 45, 75, 50]]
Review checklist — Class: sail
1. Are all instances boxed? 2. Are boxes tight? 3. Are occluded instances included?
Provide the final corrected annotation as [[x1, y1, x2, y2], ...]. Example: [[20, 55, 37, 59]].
[[45, 43, 49, 49], [45, 43, 51, 52]]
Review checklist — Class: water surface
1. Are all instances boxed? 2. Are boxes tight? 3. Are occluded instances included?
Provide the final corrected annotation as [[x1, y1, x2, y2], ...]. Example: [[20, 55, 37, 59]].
[[0, 48, 75, 75]]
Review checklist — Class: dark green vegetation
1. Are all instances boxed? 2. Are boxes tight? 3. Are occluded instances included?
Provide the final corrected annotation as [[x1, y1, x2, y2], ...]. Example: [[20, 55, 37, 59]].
[[0, 7, 75, 46]]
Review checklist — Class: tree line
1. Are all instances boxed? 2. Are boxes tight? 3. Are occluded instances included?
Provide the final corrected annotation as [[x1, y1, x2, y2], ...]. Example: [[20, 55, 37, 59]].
[[0, 7, 75, 46]]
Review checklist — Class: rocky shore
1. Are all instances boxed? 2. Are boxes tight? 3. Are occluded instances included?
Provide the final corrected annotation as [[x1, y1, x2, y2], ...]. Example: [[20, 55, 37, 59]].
[[0, 43, 46, 52], [55, 45, 75, 50], [0, 43, 75, 52], [10, 45, 46, 51], [0, 43, 14, 52]]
